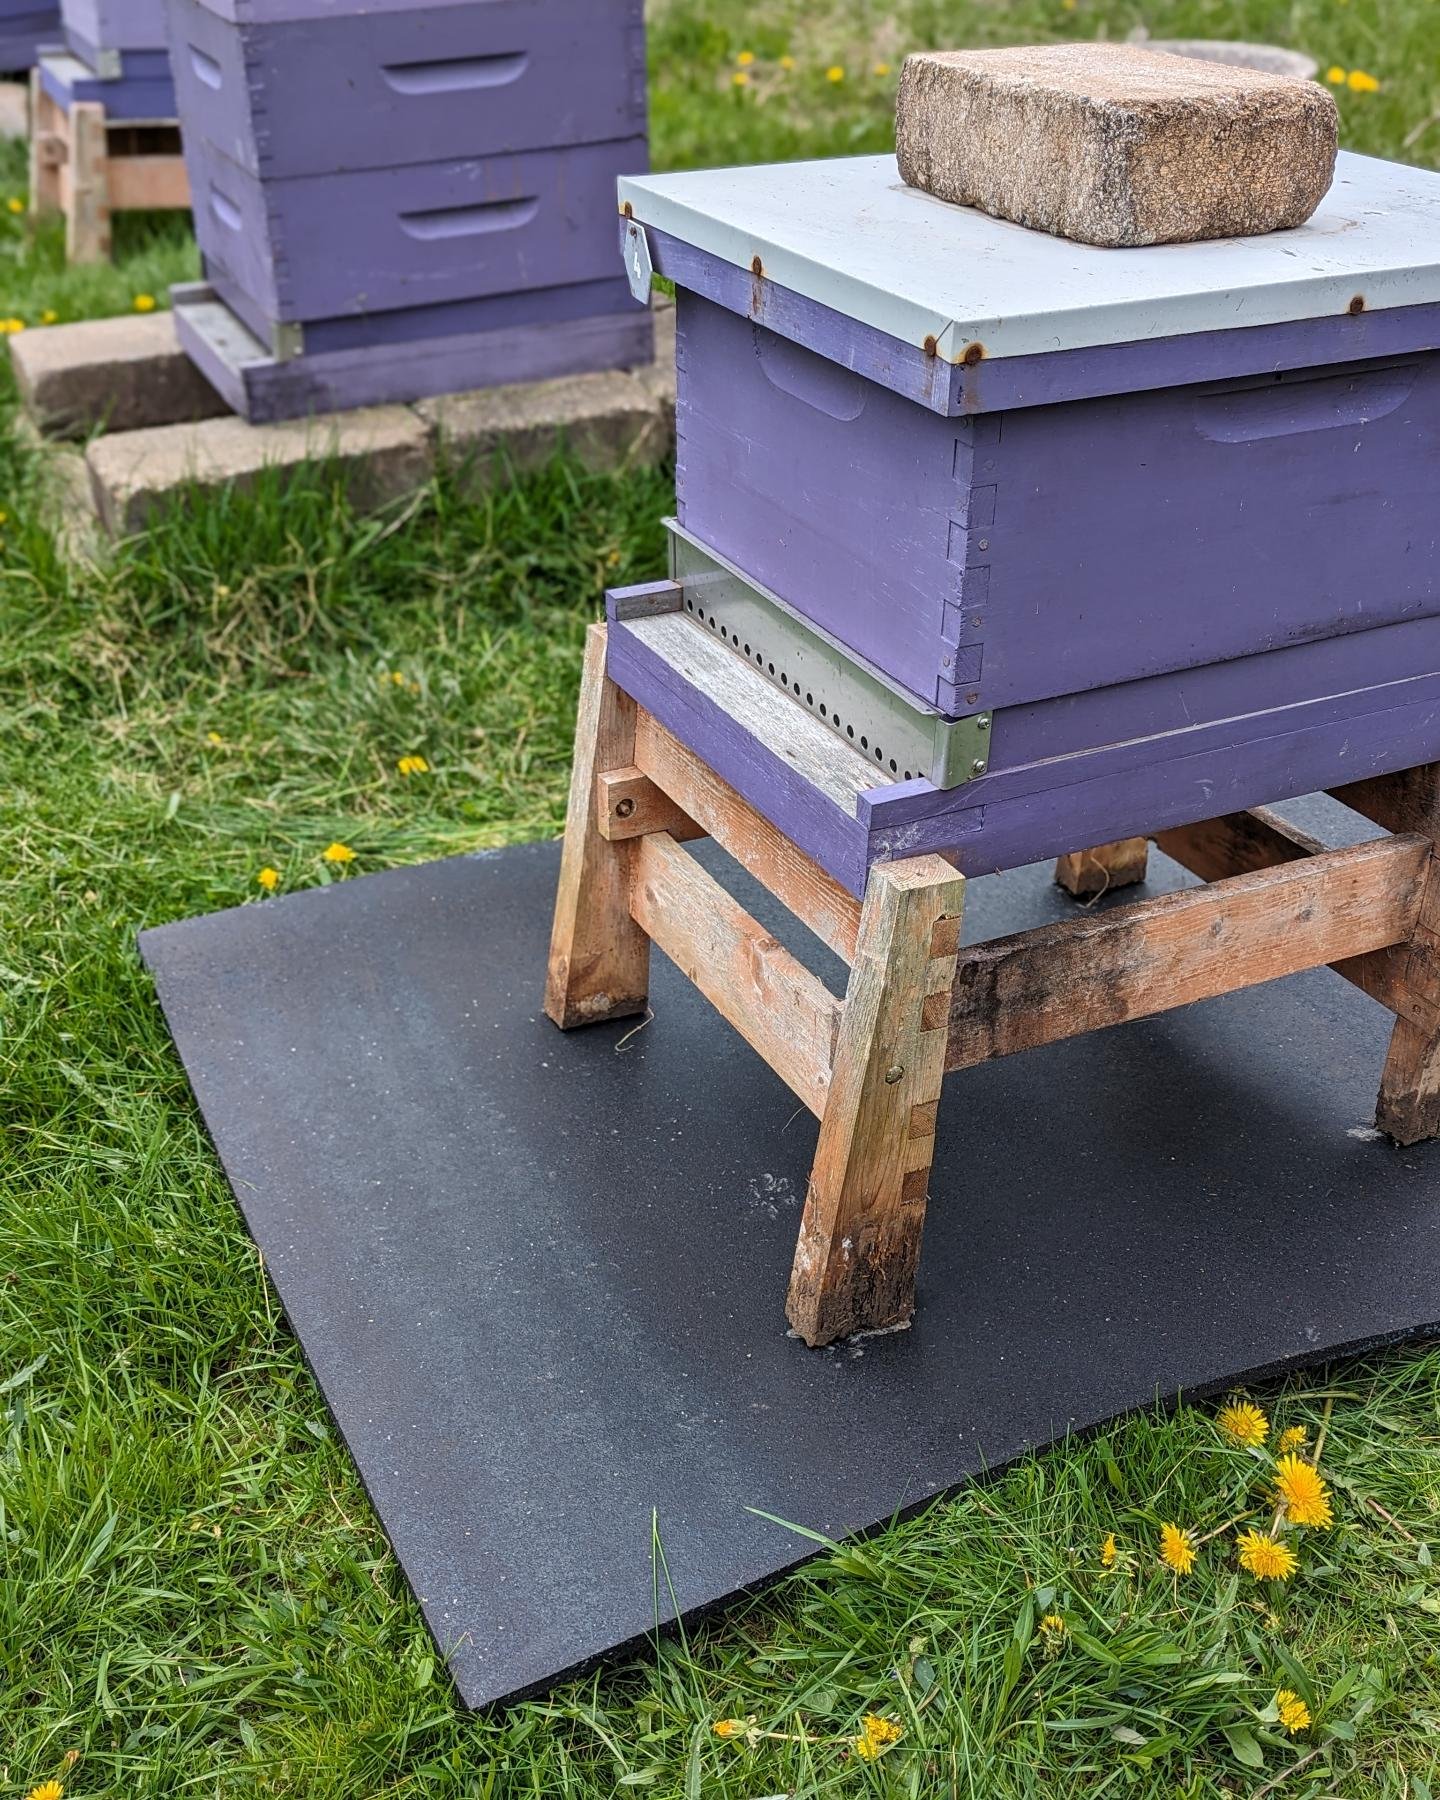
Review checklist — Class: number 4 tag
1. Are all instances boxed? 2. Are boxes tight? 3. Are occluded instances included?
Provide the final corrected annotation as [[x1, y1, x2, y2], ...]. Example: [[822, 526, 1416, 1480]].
[[624, 220, 654, 305]]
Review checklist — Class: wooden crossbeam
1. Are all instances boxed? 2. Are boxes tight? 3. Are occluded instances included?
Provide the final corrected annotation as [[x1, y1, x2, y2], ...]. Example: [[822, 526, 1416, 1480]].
[[1157, 807, 1440, 1030], [630, 831, 842, 1117], [938, 833, 1430, 1071], [629, 710, 864, 963]]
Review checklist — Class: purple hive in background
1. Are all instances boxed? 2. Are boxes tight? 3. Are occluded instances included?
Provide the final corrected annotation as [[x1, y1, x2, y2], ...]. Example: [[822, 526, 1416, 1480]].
[[36, 0, 176, 118], [164, 0, 653, 420], [1, 0, 59, 73]]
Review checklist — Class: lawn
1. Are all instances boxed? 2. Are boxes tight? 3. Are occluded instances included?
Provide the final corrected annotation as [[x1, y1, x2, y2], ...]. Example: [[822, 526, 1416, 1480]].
[[3, 2, 1440, 1795]]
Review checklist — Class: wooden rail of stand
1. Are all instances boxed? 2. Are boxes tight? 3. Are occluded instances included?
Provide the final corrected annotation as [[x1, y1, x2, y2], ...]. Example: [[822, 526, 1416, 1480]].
[[29, 68, 189, 264], [547, 624, 1440, 1345]]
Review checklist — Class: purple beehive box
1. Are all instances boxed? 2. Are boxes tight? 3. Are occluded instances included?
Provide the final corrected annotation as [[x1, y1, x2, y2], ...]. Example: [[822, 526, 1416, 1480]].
[[1, 0, 59, 71], [164, 0, 651, 420], [606, 152, 1440, 894]]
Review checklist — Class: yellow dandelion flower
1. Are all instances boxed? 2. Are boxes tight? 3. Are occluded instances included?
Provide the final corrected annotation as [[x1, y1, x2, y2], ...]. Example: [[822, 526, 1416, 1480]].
[[826, 64, 845, 83], [1275, 1689, 1312, 1735], [1277, 1425, 1308, 1453], [322, 842, 356, 864], [1236, 1528, 1298, 1581], [1274, 1454, 1334, 1529], [133, 293, 157, 313], [779, 54, 795, 70], [735, 49, 755, 66], [1218, 1400, 1268, 1447], [2, 317, 26, 333], [732, 70, 750, 87], [1061, 0, 1077, 10], [41, 309, 58, 325], [397, 754, 430, 776], [1101, 1531, 1118, 1569], [206, 730, 224, 745], [712, 1718, 746, 1739], [6, 196, 22, 213], [257, 867, 280, 892], [1040, 1612, 1066, 1633], [873, 62, 892, 76], [1326, 65, 1347, 84], [26, 1784, 65, 1800], [854, 1714, 902, 1761], [1347, 68, 1380, 92], [1160, 1522, 1197, 1575]]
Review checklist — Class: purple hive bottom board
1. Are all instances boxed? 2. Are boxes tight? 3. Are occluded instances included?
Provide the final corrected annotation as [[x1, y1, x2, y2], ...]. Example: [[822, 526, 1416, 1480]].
[[139, 831, 1440, 1708], [607, 612, 1440, 896], [173, 284, 654, 425], [38, 49, 174, 119]]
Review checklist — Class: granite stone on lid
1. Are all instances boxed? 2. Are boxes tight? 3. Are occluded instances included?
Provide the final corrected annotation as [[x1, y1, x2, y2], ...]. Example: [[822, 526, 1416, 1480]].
[[895, 42, 1339, 248]]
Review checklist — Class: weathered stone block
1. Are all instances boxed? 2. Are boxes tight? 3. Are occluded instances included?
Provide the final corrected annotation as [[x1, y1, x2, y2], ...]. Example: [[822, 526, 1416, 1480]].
[[895, 42, 1338, 248], [85, 405, 433, 535], [416, 368, 668, 492], [9, 312, 230, 439]]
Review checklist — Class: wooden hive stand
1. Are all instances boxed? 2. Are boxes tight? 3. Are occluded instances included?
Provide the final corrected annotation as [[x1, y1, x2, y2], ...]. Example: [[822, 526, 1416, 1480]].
[[546, 623, 1440, 1348], [28, 65, 188, 264]]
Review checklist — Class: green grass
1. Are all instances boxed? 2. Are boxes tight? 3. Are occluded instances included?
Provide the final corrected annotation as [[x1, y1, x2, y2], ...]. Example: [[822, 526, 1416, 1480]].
[[4, 3, 1440, 1793]]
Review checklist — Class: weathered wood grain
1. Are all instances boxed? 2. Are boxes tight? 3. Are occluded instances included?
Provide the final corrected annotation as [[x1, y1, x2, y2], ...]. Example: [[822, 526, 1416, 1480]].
[[1347, 765, 1440, 1144], [1054, 837, 1149, 898], [630, 831, 842, 1118], [942, 834, 1429, 1070], [595, 766, 705, 845], [1156, 806, 1440, 1029], [633, 709, 864, 962], [544, 623, 652, 1029], [787, 855, 965, 1346]]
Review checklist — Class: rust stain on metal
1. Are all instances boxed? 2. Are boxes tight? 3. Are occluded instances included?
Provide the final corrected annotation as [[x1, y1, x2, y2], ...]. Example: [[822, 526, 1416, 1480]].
[[923, 334, 939, 357], [750, 254, 764, 277], [961, 342, 985, 367], [749, 254, 765, 319], [621, 200, 633, 218], [1348, 293, 1366, 315]]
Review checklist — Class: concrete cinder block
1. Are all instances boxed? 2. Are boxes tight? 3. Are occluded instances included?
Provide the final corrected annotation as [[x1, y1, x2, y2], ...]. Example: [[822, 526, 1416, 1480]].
[[0, 78, 28, 139], [416, 366, 669, 490], [9, 312, 232, 440], [895, 42, 1338, 247], [84, 405, 435, 536]]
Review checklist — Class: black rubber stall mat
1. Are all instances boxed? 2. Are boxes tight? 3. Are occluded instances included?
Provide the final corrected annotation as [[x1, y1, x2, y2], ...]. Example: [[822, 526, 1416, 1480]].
[[140, 821, 1440, 1708]]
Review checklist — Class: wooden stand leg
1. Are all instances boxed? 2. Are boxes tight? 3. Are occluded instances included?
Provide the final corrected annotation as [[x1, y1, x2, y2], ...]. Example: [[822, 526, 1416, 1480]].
[[544, 623, 651, 1029], [786, 855, 965, 1347], [1055, 838, 1150, 899], [29, 71, 62, 218], [65, 102, 110, 264], [1332, 763, 1440, 1146]]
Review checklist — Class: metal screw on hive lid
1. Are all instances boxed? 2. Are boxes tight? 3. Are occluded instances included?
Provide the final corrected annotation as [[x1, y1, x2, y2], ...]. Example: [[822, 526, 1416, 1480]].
[[976, 715, 991, 731], [615, 797, 636, 820], [884, 1064, 905, 1085], [972, 757, 988, 776]]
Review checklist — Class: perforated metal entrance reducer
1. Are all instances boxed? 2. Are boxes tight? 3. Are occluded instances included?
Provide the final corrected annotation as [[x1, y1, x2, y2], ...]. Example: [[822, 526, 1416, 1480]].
[[664, 521, 991, 789]]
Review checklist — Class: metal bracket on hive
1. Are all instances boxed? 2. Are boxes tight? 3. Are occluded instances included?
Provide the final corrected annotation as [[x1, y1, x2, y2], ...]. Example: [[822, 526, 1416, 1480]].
[[659, 520, 992, 790]]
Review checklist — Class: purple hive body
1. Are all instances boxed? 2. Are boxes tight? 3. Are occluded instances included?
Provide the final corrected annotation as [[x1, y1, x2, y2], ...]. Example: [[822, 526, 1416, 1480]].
[[63, 0, 168, 58], [165, 0, 651, 417], [607, 248, 1440, 887], [677, 292, 1440, 720], [1, 0, 59, 70]]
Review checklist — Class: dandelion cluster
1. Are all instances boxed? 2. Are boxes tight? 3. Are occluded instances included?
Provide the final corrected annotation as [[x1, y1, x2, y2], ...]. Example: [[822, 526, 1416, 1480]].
[[396, 753, 430, 777], [1326, 66, 1381, 92]]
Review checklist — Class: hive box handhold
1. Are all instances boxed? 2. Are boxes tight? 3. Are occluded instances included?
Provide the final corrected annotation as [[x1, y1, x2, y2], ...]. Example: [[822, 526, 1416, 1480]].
[[895, 42, 1338, 248]]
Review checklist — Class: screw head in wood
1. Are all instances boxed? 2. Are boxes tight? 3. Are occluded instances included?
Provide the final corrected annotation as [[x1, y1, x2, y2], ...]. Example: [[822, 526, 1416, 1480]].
[[615, 797, 636, 819], [885, 1064, 905, 1084]]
